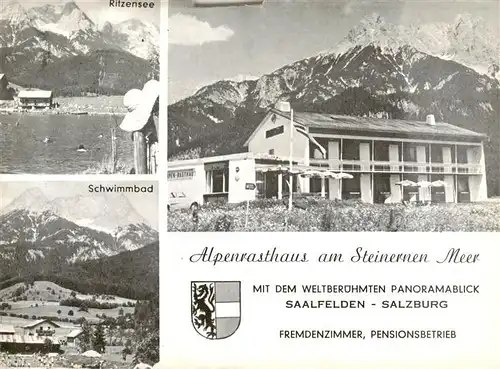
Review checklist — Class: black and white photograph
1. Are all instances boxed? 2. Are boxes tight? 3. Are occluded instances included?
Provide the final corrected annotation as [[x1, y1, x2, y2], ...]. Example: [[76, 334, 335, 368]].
[[0, 0, 160, 174], [167, 0, 500, 232], [0, 181, 159, 368]]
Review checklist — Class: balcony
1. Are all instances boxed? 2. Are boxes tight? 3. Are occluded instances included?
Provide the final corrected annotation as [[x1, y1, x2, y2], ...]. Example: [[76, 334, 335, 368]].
[[308, 159, 484, 175], [36, 328, 56, 336]]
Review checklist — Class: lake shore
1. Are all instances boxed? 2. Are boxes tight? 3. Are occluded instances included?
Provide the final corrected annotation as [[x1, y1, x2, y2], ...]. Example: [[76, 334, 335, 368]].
[[0, 95, 127, 116]]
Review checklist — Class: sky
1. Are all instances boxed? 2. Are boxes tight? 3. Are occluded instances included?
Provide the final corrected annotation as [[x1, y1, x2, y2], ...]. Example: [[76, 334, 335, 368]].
[[167, 0, 500, 103], [18, 0, 161, 26], [0, 181, 159, 229]]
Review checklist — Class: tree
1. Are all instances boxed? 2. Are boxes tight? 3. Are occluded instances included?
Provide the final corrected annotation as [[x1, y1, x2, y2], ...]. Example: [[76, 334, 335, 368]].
[[148, 46, 159, 81], [57, 310, 61, 315], [92, 324, 106, 354], [133, 331, 159, 365], [122, 345, 132, 361], [133, 296, 159, 365], [78, 319, 92, 353], [68, 310, 74, 316], [44, 338, 53, 353]]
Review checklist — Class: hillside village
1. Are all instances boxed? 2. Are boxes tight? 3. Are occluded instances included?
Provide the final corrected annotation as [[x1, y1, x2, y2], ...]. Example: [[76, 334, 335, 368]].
[[0, 281, 144, 366]]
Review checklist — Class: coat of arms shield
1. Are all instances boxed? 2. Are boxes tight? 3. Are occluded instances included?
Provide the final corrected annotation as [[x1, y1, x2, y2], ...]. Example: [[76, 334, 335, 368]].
[[191, 281, 241, 340]]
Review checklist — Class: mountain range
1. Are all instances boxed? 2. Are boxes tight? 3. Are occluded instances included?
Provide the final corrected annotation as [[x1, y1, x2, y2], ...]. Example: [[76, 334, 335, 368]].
[[0, 242, 159, 300], [0, 1, 159, 95], [0, 188, 158, 268], [168, 13, 500, 195]]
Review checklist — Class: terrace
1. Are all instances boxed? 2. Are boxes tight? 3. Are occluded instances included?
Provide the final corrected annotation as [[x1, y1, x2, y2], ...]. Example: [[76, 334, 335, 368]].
[[308, 158, 484, 175]]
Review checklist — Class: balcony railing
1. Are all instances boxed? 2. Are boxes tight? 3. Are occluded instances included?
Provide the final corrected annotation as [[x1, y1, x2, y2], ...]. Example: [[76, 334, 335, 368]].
[[308, 159, 484, 175], [36, 328, 55, 336]]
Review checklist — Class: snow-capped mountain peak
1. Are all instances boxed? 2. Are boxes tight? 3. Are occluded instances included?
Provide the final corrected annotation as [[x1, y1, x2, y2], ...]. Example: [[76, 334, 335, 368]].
[[2, 189, 152, 233], [0, 1, 32, 29], [0, 1, 157, 60], [38, 0, 94, 37], [101, 21, 113, 33], [59, 1, 80, 16], [323, 13, 499, 78], [51, 192, 149, 233], [1, 189, 158, 261], [28, 4, 60, 27], [105, 19, 159, 59], [3, 188, 54, 214]]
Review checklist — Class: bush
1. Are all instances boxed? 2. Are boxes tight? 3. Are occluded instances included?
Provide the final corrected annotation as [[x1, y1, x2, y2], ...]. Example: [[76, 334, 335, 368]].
[[214, 215, 233, 232], [60, 298, 118, 310], [168, 200, 500, 232]]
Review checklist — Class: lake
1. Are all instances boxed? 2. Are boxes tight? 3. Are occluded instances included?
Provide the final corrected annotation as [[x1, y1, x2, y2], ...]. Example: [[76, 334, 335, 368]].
[[0, 114, 134, 174]]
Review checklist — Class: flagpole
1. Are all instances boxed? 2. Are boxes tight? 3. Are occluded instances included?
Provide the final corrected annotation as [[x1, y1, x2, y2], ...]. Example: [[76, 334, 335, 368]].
[[289, 108, 293, 211]]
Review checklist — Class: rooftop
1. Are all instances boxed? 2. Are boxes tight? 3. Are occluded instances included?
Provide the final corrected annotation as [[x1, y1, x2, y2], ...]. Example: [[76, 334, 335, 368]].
[[0, 324, 15, 334], [67, 329, 83, 338], [168, 152, 295, 167], [269, 108, 487, 139], [0, 334, 60, 344], [22, 319, 60, 329], [18, 90, 53, 99]]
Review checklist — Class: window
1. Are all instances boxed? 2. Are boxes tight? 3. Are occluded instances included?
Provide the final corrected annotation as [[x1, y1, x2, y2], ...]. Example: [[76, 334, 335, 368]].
[[403, 144, 417, 162], [374, 141, 390, 161], [430, 174, 447, 202], [256, 172, 265, 198], [310, 178, 323, 193], [457, 177, 470, 193], [265, 125, 284, 138], [430, 145, 443, 163], [205, 163, 229, 193], [342, 140, 359, 160], [402, 174, 419, 201], [374, 174, 391, 204], [342, 173, 361, 199], [211, 169, 228, 193], [456, 146, 468, 164]]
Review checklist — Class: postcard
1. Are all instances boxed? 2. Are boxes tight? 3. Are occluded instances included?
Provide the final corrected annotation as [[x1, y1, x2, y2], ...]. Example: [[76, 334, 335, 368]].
[[166, 0, 500, 368]]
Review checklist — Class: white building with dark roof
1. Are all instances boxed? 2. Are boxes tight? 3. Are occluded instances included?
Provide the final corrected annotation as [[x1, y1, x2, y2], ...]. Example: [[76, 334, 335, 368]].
[[18, 90, 53, 109], [168, 105, 488, 205], [0, 324, 15, 335], [22, 319, 60, 337], [66, 329, 83, 346]]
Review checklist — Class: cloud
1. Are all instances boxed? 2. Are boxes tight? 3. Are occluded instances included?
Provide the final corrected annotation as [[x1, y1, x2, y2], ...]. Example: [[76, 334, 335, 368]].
[[168, 14, 234, 45]]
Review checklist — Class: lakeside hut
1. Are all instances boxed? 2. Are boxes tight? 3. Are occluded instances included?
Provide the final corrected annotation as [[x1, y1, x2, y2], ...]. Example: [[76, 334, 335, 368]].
[[18, 90, 53, 109]]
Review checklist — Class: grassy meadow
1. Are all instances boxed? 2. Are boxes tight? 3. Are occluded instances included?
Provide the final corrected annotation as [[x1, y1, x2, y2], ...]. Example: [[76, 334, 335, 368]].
[[167, 198, 500, 232], [0, 301, 134, 323], [0, 281, 135, 324]]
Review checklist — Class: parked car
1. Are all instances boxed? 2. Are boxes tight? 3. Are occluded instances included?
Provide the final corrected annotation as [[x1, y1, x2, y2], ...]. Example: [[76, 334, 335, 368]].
[[168, 192, 200, 211]]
